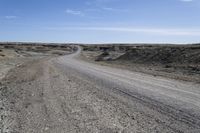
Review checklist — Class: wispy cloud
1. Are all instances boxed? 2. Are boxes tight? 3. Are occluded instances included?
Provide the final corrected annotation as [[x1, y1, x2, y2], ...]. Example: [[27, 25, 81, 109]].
[[46, 27, 200, 36], [85, 0, 128, 12], [85, 0, 116, 5], [85, 8, 101, 12], [94, 0, 120, 3], [102, 7, 129, 12], [65, 6, 126, 19], [5, 16, 17, 19], [179, 0, 193, 2], [85, 7, 128, 13], [65, 9, 84, 16]]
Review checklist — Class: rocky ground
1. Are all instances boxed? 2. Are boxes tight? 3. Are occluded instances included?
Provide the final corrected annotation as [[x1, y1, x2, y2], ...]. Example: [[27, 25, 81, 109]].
[[1, 43, 200, 133], [0, 44, 74, 132], [0, 44, 74, 78], [81, 44, 200, 83], [0, 57, 179, 133]]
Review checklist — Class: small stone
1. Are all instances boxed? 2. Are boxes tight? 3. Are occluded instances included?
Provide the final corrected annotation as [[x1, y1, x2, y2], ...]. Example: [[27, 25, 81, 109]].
[[44, 127, 49, 131]]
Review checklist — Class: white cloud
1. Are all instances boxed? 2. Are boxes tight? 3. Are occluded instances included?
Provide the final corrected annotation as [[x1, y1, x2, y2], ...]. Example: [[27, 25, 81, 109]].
[[102, 7, 128, 12], [46, 27, 200, 36], [102, 7, 114, 11], [180, 0, 193, 2], [5, 16, 17, 19], [85, 7, 128, 13], [95, 0, 119, 3], [65, 9, 84, 16]]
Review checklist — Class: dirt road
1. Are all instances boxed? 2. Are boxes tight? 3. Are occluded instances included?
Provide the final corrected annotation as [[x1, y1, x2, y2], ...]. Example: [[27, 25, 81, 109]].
[[1, 46, 200, 132]]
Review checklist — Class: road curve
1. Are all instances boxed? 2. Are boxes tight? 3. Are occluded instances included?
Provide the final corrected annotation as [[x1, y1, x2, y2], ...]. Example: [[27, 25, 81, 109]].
[[4, 46, 200, 132], [55, 46, 200, 132]]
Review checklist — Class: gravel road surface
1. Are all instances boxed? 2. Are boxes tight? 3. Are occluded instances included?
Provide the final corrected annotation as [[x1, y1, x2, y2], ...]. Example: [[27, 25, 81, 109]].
[[1, 46, 200, 133]]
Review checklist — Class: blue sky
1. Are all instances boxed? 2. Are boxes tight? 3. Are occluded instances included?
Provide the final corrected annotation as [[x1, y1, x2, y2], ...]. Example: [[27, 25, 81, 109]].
[[0, 0, 200, 43]]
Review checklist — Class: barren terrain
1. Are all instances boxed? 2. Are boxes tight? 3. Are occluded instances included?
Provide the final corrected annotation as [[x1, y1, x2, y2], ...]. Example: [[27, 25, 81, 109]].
[[1, 43, 200, 133], [81, 44, 200, 82]]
